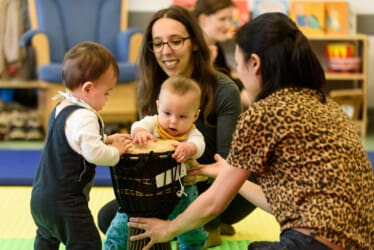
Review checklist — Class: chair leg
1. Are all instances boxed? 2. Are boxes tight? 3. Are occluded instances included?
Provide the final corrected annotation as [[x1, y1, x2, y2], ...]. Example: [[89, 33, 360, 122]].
[[37, 83, 65, 133]]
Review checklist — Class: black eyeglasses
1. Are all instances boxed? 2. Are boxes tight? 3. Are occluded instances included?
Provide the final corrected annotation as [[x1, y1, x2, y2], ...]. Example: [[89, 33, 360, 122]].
[[147, 37, 190, 52]]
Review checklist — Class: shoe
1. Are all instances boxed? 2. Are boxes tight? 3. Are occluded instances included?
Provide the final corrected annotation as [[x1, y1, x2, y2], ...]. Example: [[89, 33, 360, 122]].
[[0, 106, 10, 140], [25, 110, 44, 140], [204, 226, 222, 248], [220, 223, 235, 236], [7, 109, 27, 140]]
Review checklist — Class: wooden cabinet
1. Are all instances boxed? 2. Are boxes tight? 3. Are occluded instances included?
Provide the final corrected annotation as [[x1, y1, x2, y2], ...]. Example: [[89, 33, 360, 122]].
[[0, 79, 46, 120], [0, 80, 45, 89], [307, 34, 369, 137]]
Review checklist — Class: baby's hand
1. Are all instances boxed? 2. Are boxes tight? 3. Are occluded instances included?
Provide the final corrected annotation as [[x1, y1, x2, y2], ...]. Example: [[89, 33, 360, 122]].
[[111, 134, 133, 155], [171, 142, 196, 163], [106, 133, 131, 145], [133, 130, 157, 145]]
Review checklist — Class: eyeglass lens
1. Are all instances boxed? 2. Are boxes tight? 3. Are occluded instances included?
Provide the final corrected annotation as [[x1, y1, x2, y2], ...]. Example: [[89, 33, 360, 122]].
[[149, 37, 189, 52]]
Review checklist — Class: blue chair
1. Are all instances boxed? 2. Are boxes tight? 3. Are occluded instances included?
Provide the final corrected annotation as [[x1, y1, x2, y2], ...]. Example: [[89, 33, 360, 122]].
[[21, 0, 143, 130]]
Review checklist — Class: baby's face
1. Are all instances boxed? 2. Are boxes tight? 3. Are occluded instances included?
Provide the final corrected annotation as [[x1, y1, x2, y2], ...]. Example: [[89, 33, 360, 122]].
[[83, 66, 117, 112], [157, 90, 199, 137]]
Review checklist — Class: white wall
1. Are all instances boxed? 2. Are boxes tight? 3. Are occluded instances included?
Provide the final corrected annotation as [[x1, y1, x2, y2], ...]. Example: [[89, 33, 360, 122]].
[[128, 0, 171, 11], [347, 0, 374, 14]]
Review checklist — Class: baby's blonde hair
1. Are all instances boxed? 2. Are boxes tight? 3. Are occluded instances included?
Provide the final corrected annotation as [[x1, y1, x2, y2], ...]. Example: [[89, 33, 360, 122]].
[[160, 76, 202, 110]]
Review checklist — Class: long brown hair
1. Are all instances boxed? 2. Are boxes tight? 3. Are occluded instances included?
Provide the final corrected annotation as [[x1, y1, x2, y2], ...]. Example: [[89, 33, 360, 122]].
[[194, 0, 235, 17], [137, 5, 216, 124]]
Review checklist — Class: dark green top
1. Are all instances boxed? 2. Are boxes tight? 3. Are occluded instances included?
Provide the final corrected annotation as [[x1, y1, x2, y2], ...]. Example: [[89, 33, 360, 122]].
[[196, 72, 241, 164]]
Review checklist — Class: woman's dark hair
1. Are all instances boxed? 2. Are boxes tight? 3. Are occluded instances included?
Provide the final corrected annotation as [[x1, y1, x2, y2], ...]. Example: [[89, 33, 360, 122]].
[[235, 12, 326, 102], [137, 5, 217, 124], [194, 0, 235, 17]]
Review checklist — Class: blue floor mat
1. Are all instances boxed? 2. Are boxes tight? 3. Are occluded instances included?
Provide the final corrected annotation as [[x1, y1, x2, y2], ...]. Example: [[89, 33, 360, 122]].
[[1, 149, 373, 186], [0, 149, 112, 186]]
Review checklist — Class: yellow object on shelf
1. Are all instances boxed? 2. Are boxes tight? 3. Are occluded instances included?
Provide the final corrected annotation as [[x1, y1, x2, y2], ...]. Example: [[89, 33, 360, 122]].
[[326, 43, 356, 57], [325, 43, 361, 72]]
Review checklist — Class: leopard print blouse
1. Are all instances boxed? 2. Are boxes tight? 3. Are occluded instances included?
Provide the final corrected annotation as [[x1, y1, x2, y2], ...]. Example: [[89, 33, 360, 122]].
[[227, 88, 373, 249]]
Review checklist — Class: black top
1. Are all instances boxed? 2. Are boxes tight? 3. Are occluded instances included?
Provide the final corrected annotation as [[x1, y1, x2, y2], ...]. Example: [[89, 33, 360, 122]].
[[214, 42, 244, 91], [196, 72, 241, 164], [31, 105, 98, 207]]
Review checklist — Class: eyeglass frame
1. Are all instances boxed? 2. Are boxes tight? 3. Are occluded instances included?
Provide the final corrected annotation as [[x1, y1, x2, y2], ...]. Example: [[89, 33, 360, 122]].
[[147, 36, 191, 52]]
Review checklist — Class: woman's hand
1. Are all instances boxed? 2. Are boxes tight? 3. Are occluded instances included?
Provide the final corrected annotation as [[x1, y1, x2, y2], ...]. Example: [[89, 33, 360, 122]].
[[182, 159, 208, 185], [184, 154, 226, 185], [188, 153, 226, 178], [128, 217, 175, 250]]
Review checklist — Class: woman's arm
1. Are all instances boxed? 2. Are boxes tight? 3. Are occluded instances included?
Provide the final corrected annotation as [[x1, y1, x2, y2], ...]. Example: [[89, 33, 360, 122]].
[[190, 154, 272, 214], [238, 179, 271, 213], [128, 158, 249, 249]]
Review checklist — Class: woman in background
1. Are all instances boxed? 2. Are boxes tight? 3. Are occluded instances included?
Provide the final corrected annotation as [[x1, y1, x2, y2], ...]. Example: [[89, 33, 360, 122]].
[[194, 0, 251, 108]]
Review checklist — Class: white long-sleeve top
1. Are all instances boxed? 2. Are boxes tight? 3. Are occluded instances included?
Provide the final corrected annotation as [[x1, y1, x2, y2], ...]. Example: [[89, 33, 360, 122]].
[[131, 115, 205, 159], [55, 104, 120, 166]]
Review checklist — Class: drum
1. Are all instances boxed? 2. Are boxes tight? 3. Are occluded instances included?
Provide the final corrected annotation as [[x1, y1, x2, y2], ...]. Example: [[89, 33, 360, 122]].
[[110, 139, 186, 250]]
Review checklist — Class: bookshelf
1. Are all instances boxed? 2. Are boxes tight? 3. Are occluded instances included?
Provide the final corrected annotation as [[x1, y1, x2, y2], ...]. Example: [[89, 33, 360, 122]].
[[307, 34, 369, 137]]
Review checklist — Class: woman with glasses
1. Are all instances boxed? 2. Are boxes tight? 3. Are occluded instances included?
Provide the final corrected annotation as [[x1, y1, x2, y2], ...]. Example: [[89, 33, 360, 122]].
[[100, 5, 244, 250]]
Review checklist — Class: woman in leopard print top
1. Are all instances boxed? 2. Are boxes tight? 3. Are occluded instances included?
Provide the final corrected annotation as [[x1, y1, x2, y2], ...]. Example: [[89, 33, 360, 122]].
[[128, 12, 373, 250]]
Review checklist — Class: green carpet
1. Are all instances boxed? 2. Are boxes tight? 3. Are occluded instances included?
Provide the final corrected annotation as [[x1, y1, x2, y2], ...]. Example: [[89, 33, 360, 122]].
[[0, 239, 63, 250], [0, 239, 250, 250]]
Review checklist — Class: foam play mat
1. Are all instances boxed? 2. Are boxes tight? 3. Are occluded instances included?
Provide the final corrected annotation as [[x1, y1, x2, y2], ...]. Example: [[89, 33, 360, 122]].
[[0, 186, 280, 250]]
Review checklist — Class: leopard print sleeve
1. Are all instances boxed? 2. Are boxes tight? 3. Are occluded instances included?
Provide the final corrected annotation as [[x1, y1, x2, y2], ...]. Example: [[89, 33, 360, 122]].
[[227, 105, 277, 174]]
